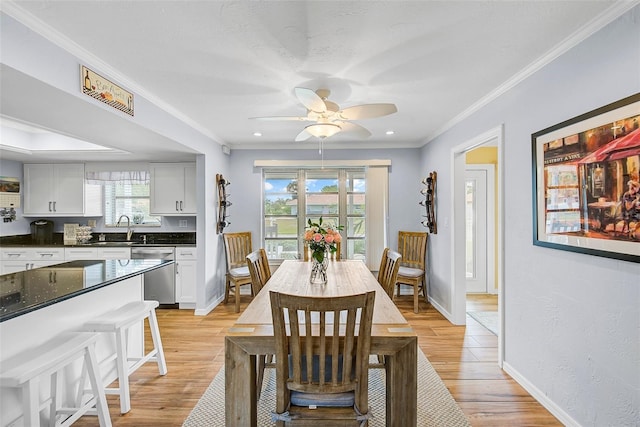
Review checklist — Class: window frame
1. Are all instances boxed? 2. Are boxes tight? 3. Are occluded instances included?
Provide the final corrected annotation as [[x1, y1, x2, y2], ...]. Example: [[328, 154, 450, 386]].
[[263, 168, 366, 261], [103, 181, 161, 227]]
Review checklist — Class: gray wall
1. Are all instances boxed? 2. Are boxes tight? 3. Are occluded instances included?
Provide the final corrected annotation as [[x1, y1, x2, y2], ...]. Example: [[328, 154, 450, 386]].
[[421, 7, 639, 426]]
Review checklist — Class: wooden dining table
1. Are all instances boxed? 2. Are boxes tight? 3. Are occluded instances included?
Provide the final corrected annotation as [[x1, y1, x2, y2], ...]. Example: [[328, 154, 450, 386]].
[[225, 259, 417, 426]]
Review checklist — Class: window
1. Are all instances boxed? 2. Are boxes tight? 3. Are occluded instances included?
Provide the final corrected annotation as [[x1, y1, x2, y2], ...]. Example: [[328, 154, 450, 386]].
[[263, 168, 366, 261], [104, 182, 161, 227]]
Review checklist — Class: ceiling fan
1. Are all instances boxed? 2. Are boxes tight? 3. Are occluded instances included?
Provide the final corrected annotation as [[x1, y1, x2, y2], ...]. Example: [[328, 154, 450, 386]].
[[251, 87, 397, 142]]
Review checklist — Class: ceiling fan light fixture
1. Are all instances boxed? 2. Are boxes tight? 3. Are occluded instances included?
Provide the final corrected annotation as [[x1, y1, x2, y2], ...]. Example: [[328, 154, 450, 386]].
[[305, 123, 342, 139]]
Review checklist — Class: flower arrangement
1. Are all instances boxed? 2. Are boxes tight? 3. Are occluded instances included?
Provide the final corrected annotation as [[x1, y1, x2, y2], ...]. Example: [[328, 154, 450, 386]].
[[304, 217, 343, 263]]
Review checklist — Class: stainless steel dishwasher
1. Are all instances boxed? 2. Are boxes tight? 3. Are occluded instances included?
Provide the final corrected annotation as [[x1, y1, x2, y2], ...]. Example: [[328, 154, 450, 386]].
[[131, 247, 176, 306]]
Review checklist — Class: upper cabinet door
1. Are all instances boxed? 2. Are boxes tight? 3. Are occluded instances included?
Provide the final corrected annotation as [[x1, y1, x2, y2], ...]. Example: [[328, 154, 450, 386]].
[[182, 164, 197, 213], [23, 164, 85, 216], [53, 164, 85, 214], [150, 163, 196, 215]]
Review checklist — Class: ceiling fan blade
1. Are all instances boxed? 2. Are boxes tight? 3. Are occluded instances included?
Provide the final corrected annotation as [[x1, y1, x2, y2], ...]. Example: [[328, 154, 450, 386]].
[[294, 87, 326, 114], [250, 116, 311, 121], [295, 128, 313, 142], [338, 103, 397, 120], [338, 122, 372, 139]]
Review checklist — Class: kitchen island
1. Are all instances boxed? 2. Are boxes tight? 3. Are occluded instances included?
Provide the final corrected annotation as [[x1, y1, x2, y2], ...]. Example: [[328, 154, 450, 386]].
[[0, 259, 172, 426]]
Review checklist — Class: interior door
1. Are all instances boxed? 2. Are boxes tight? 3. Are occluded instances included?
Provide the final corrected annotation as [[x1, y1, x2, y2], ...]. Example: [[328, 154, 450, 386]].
[[465, 168, 488, 293]]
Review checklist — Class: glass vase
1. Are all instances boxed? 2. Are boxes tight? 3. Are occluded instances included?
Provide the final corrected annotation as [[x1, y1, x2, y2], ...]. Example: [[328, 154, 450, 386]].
[[309, 250, 329, 284]]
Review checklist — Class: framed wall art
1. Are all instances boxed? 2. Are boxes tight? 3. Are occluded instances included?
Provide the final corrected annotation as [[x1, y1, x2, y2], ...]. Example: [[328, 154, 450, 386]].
[[81, 65, 134, 116], [531, 92, 640, 263]]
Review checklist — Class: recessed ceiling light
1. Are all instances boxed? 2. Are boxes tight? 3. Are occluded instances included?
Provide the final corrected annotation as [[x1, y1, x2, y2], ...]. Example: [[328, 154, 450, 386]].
[[253, 132, 262, 137], [386, 130, 395, 135]]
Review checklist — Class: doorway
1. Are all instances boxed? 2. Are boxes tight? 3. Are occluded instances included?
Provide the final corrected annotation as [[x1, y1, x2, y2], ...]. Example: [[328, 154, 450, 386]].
[[451, 125, 504, 366], [464, 165, 495, 294]]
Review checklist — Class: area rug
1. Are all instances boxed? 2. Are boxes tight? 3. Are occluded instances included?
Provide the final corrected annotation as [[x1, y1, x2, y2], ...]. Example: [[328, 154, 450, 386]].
[[467, 310, 498, 335], [183, 349, 470, 426]]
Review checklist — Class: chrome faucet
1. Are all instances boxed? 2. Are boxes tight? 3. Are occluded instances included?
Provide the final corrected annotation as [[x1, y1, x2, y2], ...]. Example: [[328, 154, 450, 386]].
[[116, 215, 133, 241]]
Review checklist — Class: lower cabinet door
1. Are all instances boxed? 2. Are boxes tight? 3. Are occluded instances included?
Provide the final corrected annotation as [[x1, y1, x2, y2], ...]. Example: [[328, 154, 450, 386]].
[[176, 260, 196, 303]]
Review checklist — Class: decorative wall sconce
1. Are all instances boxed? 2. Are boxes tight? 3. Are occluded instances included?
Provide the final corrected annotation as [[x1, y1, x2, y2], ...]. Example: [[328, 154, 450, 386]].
[[217, 174, 231, 234], [419, 171, 437, 233]]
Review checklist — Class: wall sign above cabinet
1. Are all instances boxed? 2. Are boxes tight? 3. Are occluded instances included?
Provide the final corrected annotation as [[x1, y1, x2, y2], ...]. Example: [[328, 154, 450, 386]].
[[81, 65, 134, 116]]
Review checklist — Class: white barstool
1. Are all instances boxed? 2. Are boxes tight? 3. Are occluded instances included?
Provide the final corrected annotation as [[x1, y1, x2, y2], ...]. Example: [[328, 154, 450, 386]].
[[82, 300, 167, 414], [0, 331, 111, 427]]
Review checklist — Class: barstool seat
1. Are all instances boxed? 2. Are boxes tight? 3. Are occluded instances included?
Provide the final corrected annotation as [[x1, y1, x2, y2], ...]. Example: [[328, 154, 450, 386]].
[[0, 331, 111, 427], [82, 300, 167, 414]]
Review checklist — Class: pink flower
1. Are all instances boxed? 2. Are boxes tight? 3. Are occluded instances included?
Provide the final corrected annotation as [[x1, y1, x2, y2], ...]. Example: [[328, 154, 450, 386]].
[[324, 234, 334, 244], [304, 230, 314, 241], [313, 233, 323, 242]]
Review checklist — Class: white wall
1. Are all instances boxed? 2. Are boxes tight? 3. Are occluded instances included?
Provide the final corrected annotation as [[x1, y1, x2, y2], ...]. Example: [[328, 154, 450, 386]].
[[228, 147, 424, 258], [0, 13, 229, 313], [421, 7, 640, 426]]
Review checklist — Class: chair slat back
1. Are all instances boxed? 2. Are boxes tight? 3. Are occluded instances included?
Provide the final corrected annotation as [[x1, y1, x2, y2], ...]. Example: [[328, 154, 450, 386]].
[[398, 231, 427, 270], [270, 291, 375, 398], [246, 249, 271, 296], [377, 248, 402, 299], [223, 232, 252, 270]]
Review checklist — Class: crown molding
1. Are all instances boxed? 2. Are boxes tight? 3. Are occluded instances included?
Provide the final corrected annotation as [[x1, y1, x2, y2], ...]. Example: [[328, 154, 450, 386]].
[[424, 0, 640, 144]]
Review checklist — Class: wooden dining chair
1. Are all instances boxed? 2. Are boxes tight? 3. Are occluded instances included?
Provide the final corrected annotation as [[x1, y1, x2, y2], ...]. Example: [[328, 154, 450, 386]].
[[302, 241, 341, 261], [371, 248, 402, 368], [377, 248, 402, 300], [223, 231, 252, 313], [246, 248, 273, 400], [395, 231, 428, 313], [269, 290, 375, 426]]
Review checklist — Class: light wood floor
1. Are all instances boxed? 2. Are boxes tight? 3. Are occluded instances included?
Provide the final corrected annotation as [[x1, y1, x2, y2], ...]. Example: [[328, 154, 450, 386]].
[[74, 292, 561, 426]]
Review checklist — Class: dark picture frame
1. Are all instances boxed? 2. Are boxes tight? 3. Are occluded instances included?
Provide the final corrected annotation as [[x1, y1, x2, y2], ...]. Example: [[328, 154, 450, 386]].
[[531, 93, 640, 263]]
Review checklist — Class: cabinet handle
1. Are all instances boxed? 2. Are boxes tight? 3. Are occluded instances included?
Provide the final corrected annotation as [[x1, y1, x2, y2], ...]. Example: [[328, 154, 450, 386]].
[[25, 263, 30, 270], [180, 201, 183, 211], [40, 253, 54, 258], [52, 201, 56, 212], [53, 272, 57, 283], [49, 201, 52, 212], [176, 262, 180, 275], [176, 201, 179, 211], [49, 271, 53, 282]]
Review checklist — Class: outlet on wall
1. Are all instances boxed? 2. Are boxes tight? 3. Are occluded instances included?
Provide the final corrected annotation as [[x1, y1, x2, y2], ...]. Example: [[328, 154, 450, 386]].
[[179, 220, 188, 228]]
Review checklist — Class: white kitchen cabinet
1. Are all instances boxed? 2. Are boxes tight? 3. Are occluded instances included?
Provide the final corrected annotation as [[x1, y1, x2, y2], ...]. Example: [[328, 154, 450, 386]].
[[175, 246, 196, 305], [1, 247, 65, 274], [64, 247, 131, 260], [65, 247, 99, 260], [150, 163, 196, 215], [97, 247, 131, 260], [23, 164, 102, 217]]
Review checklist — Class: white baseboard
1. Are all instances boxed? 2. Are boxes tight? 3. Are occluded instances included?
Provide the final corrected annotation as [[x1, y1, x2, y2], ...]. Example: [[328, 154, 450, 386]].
[[502, 361, 580, 427], [194, 295, 224, 316], [428, 296, 458, 324]]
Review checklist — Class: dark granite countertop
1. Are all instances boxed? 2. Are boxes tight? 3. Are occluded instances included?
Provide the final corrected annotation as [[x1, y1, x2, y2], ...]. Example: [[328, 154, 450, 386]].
[[0, 232, 196, 247], [0, 259, 173, 322]]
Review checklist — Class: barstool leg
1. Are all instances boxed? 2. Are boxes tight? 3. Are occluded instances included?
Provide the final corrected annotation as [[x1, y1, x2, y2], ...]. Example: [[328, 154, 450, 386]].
[[85, 343, 112, 427], [22, 378, 40, 427], [49, 371, 59, 427], [114, 327, 131, 414], [148, 309, 168, 375]]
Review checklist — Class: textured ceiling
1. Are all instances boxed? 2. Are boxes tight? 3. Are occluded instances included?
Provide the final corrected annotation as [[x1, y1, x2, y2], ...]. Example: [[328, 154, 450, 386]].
[[0, 1, 631, 161]]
